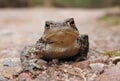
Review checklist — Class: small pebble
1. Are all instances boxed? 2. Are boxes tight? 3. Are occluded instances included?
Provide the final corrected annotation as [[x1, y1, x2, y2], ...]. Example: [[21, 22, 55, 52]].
[[0, 75, 9, 81], [89, 63, 105, 74]]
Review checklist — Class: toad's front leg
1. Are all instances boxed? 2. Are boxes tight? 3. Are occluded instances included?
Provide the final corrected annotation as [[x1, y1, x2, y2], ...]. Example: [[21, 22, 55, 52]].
[[20, 45, 47, 76], [74, 34, 89, 61]]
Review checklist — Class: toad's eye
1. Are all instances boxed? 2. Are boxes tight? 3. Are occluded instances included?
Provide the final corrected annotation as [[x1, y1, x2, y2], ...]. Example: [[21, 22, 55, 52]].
[[64, 18, 75, 26], [70, 20, 75, 25], [45, 23, 50, 30], [64, 18, 78, 30], [46, 23, 50, 27], [45, 21, 55, 30]]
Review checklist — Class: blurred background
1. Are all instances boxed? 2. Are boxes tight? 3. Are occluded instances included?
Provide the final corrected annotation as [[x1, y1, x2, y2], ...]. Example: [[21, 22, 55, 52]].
[[0, 0, 119, 8]]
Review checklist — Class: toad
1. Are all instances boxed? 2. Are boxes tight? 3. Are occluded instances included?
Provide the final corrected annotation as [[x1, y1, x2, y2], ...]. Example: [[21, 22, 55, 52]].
[[20, 18, 89, 75]]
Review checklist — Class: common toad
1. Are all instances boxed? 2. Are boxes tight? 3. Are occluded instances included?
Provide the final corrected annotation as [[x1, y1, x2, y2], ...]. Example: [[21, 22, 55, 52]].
[[20, 18, 89, 75]]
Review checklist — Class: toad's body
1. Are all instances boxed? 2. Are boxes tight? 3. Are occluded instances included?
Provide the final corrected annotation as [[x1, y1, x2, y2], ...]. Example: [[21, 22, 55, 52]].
[[40, 20, 80, 59], [20, 18, 89, 74]]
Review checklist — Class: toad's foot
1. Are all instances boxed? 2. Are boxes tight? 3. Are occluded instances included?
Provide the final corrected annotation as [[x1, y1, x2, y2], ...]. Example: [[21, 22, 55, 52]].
[[20, 45, 47, 76]]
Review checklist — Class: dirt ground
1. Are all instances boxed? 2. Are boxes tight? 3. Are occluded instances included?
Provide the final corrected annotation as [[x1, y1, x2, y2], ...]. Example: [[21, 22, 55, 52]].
[[0, 8, 120, 80]]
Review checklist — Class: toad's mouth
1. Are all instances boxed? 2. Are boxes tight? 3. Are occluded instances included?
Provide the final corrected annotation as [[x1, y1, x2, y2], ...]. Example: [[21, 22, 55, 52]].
[[43, 28, 79, 46]]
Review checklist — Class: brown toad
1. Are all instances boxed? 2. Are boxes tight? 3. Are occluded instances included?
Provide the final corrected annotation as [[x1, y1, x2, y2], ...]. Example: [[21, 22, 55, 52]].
[[20, 18, 89, 75]]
